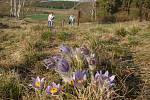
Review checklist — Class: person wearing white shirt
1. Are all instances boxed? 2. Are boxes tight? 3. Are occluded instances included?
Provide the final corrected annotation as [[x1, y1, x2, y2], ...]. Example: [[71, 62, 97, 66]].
[[48, 12, 55, 28], [68, 15, 75, 26]]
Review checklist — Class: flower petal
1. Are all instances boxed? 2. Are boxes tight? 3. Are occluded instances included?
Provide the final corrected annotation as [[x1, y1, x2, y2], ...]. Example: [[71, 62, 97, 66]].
[[83, 74, 87, 81], [95, 71, 100, 79], [59, 44, 71, 54], [104, 71, 109, 77], [41, 78, 45, 82], [46, 86, 52, 94], [109, 75, 115, 82], [36, 76, 40, 82]]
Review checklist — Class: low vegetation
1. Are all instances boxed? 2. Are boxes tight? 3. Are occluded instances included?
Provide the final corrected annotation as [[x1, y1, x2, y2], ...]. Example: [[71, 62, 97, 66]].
[[0, 15, 150, 99], [0, 0, 150, 99]]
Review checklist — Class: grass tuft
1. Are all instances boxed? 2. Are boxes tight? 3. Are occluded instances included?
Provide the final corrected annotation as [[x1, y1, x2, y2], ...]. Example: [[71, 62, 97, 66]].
[[41, 31, 52, 41], [57, 32, 72, 41], [115, 27, 129, 37], [0, 71, 24, 100]]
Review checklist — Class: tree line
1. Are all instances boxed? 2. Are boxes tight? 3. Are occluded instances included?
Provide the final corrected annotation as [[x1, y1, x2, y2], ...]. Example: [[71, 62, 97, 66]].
[[96, 0, 150, 21], [9, 0, 150, 21], [9, 0, 37, 18]]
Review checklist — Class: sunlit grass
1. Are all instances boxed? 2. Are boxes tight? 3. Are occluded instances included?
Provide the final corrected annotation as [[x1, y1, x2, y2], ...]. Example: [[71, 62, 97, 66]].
[[0, 17, 150, 99]]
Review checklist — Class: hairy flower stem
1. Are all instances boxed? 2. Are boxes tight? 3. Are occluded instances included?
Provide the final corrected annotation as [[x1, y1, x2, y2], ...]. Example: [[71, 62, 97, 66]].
[[90, 71, 94, 82], [68, 54, 76, 70], [77, 59, 82, 70], [74, 89, 79, 98], [35, 90, 42, 100]]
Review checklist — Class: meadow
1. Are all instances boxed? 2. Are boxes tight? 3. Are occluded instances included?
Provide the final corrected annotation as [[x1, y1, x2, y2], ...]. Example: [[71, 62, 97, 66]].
[[0, 12, 150, 100]]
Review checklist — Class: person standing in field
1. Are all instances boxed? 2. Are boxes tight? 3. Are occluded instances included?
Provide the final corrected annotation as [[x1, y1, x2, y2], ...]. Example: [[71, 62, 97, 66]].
[[48, 12, 55, 28], [68, 15, 75, 26]]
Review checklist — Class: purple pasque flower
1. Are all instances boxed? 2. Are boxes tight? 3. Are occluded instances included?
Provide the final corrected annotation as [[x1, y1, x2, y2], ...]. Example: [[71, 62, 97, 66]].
[[43, 55, 61, 70], [73, 48, 84, 62], [30, 76, 45, 91], [86, 53, 97, 70], [80, 45, 90, 56], [43, 57, 55, 69], [59, 44, 71, 54], [89, 54, 97, 65], [52, 55, 62, 62], [94, 71, 115, 87], [73, 46, 89, 59], [44, 55, 72, 83], [73, 70, 87, 87], [56, 58, 70, 73], [46, 82, 61, 95], [53, 56, 72, 82], [62, 76, 74, 84]]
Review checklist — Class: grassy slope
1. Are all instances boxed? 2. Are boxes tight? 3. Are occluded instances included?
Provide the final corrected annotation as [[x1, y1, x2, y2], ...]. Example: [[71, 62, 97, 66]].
[[0, 16, 150, 99], [134, 23, 150, 99]]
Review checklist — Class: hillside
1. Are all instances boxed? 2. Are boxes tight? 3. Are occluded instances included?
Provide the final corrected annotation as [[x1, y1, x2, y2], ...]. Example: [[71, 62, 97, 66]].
[[1, 15, 150, 99], [0, 0, 150, 100]]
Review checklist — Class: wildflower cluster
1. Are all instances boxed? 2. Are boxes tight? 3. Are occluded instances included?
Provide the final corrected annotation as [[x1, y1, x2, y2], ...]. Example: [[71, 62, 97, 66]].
[[29, 77, 61, 96], [30, 44, 116, 99]]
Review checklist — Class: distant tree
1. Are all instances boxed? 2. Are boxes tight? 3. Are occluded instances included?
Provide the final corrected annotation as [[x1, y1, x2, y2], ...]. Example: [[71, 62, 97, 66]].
[[135, 0, 150, 21], [143, 0, 150, 20], [10, 0, 26, 18], [97, 0, 122, 15], [122, 0, 133, 15], [14, 0, 17, 16], [10, 0, 13, 16], [96, 0, 150, 21]]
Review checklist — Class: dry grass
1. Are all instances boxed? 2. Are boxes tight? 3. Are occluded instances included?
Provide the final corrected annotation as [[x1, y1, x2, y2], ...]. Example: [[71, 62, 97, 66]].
[[0, 17, 150, 99]]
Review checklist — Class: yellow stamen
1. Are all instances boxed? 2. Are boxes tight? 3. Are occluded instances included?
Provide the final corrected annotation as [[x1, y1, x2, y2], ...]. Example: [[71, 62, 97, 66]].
[[35, 82, 41, 88], [50, 87, 58, 94], [77, 80, 84, 83], [69, 80, 74, 85]]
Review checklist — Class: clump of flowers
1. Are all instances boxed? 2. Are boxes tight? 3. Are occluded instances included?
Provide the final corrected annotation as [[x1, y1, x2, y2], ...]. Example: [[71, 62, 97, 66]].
[[46, 82, 61, 95], [30, 76, 45, 91], [30, 44, 116, 99], [94, 71, 115, 87], [73, 70, 87, 88]]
